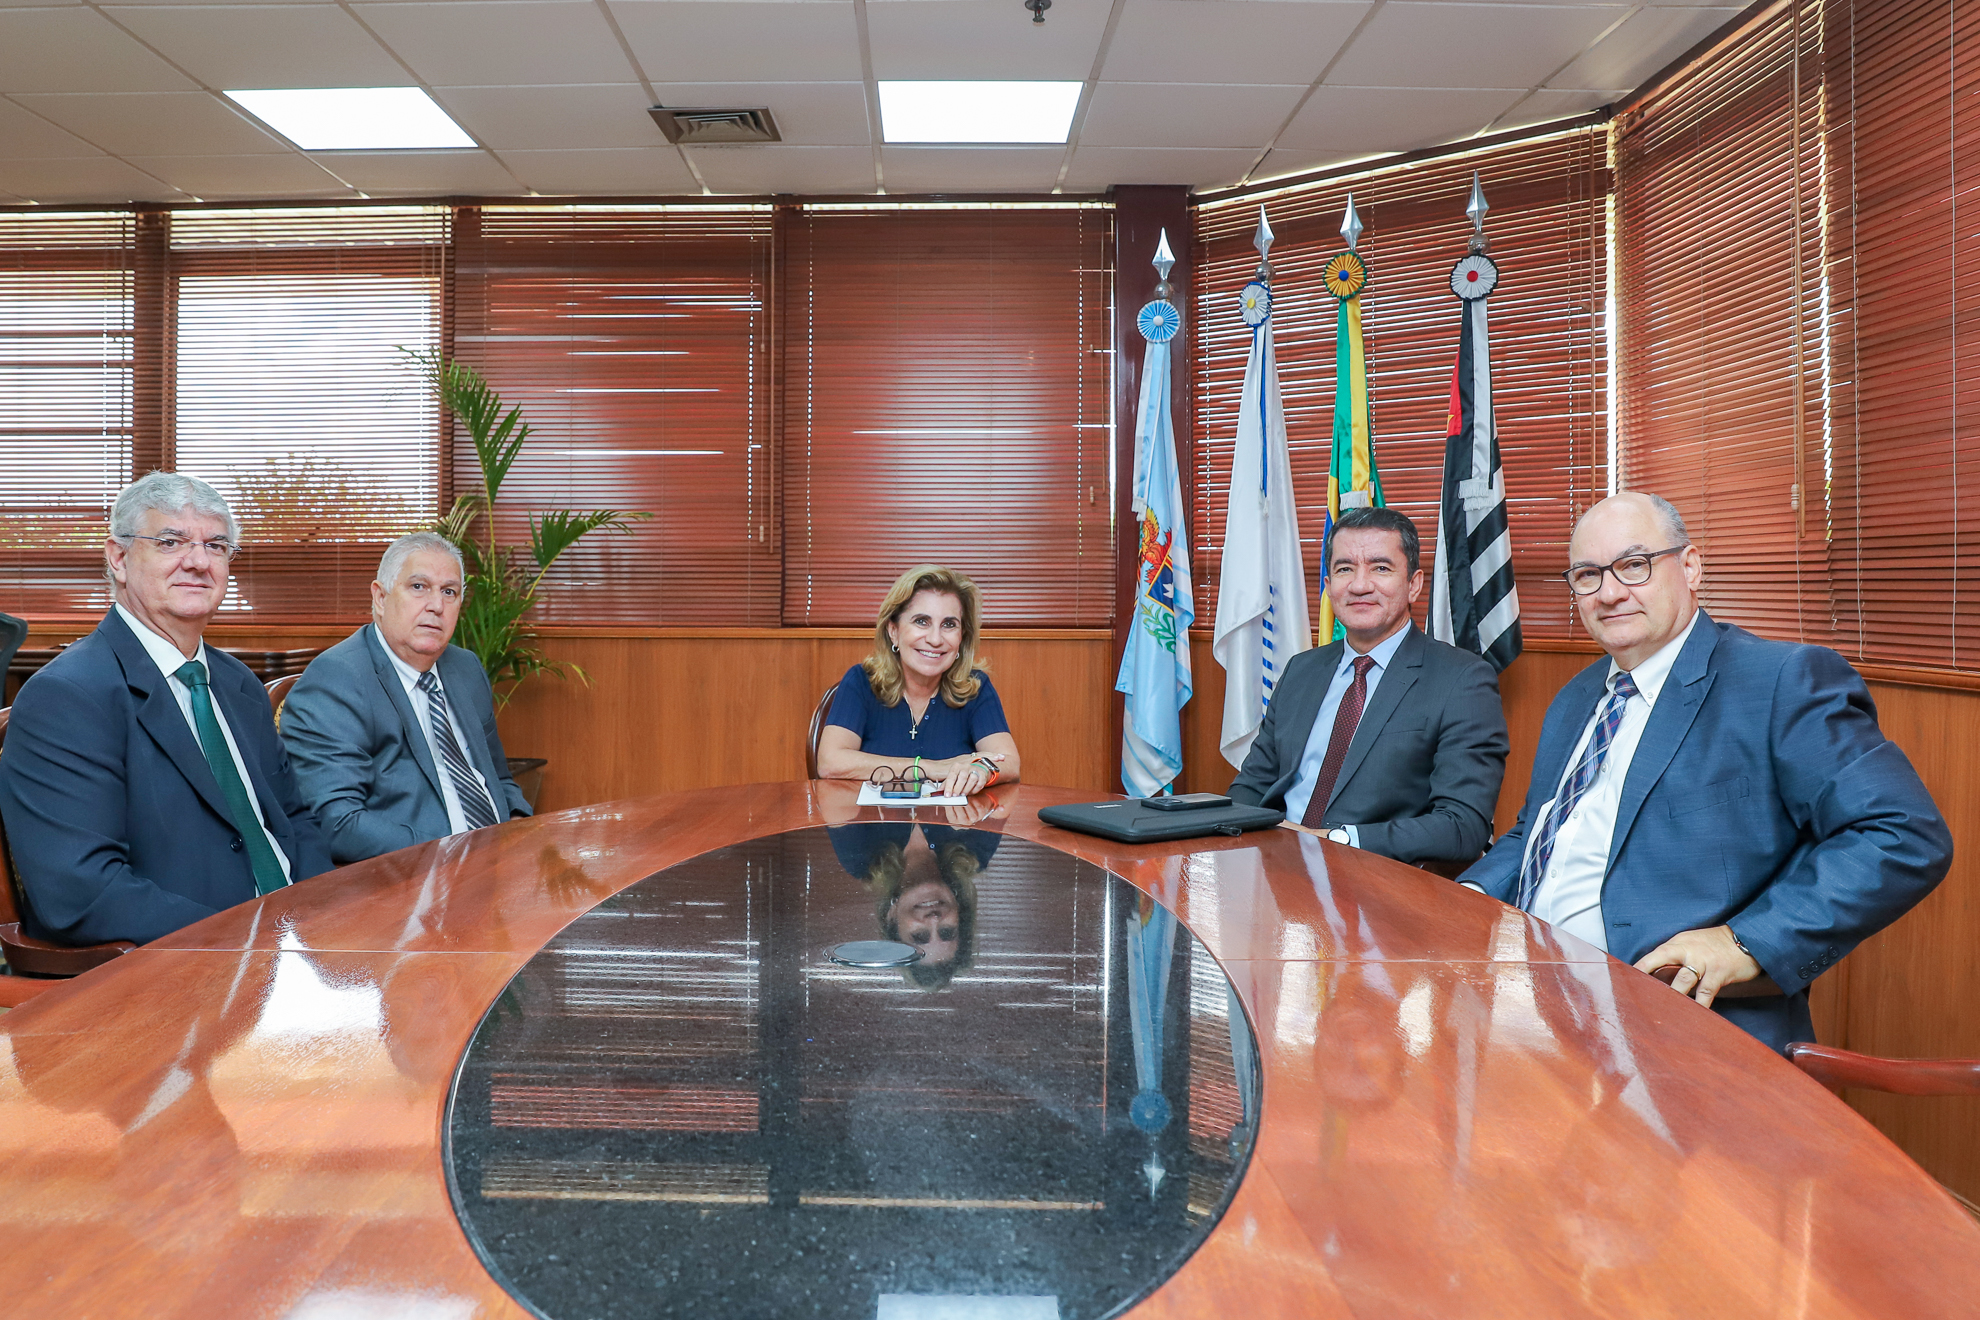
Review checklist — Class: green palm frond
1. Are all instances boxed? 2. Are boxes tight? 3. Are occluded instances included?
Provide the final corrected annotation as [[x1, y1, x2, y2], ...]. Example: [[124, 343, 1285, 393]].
[[406, 349, 647, 704]]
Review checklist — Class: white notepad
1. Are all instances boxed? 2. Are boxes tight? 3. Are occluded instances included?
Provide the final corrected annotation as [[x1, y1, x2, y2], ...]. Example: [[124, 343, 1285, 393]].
[[855, 781, 970, 807]]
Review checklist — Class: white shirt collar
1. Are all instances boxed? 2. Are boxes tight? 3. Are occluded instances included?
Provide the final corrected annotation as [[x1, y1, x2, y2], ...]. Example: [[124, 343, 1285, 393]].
[[1607, 608, 1700, 705], [114, 601, 207, 683], [374, 623, 437, 694], [1343, 621, 1412, 672]]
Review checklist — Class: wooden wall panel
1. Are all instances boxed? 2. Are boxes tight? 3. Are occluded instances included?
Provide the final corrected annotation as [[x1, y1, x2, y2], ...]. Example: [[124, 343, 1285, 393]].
[[493, 629, 1117, 811]]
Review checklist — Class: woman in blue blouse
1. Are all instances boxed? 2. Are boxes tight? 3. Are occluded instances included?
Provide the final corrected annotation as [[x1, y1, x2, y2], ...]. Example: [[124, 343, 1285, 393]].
[[815, 565, 1021, 797]]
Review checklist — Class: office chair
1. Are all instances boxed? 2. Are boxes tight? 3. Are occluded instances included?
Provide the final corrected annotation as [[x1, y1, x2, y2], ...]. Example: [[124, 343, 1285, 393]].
[[265, 673, 302, 731], [0, 613, 25, 703], [805, 685, 838, 779], [1787, 1042, 1980, 1096]]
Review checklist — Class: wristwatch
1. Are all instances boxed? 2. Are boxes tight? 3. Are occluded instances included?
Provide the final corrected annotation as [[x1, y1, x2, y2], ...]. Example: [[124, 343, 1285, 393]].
[[1325, 826, 1353, 846]]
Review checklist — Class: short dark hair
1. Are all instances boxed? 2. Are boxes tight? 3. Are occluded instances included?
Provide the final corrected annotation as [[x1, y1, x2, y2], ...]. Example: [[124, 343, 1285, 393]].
[[1329, 505, 1420, 576]]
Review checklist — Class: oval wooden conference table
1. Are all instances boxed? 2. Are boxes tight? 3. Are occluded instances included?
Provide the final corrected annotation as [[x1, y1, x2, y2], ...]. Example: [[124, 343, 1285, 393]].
[[3, 781, 1976, 1318]]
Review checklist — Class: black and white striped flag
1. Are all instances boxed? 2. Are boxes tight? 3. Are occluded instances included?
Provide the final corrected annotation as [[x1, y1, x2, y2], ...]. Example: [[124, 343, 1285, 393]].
[[1431, 249, 1522, 672]]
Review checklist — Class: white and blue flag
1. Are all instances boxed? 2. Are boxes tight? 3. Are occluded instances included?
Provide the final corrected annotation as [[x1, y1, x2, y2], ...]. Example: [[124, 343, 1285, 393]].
[[1212, 208, 1310, 769], [1116, 231, 1195, 797]]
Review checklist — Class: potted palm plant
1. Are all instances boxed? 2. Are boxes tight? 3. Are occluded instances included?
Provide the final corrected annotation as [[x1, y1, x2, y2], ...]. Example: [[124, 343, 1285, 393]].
[[408, 350, 649, 806]]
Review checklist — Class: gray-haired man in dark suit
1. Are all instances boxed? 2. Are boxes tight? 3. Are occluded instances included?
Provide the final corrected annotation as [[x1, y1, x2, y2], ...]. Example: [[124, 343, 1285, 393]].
[[281, 532, 530, 864], [1228, 506, 1508, 867]]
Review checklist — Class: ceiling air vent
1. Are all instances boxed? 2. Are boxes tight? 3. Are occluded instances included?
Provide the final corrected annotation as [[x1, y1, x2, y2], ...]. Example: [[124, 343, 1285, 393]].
[[648, 106, 782, 145]]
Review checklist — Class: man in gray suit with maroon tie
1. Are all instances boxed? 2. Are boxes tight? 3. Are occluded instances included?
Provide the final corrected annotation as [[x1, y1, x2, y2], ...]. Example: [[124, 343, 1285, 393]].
[[1228, 506, 1509, 868]]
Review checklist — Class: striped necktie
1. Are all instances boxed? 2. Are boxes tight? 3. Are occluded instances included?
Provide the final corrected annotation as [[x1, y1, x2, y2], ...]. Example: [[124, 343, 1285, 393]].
[[174, 660, 289, 896], [416, 669, 500, 830], [1516, 671, 1640, 912], [1300, 656, 1376, 828]]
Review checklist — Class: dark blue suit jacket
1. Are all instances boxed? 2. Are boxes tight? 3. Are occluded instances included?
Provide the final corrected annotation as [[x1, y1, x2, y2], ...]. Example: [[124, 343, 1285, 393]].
[[1460, 611, 1951, 1053], [0, 610, 333, 945]]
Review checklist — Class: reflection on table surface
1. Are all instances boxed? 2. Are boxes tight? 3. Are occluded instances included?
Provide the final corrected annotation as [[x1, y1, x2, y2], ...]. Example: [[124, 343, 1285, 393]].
[[0, 780, 1975, 1320], [449, 827, 1259, 1320]]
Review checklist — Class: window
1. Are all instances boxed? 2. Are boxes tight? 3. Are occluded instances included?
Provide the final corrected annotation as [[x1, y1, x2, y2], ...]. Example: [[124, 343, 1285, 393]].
[[0, 211, 133, 617], [168, 207, 446, 619], [1192, 129, 1609, 641], [780, 203, 1114, 627], [453, 204, 776, 626]]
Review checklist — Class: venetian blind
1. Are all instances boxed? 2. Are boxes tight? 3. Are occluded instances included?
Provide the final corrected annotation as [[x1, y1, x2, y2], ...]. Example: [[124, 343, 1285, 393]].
[[1614, 0, 1832, 644], [454, 204, 775, 625], [170, 206, 448, 619], [0, 210, 133, 618], [1192, 129, 1608, 641], [780, 204, 1114, 627], [1824, 0, 1980, 669]]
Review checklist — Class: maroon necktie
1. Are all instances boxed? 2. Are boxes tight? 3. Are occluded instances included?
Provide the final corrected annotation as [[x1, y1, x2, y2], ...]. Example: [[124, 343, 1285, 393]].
[[1301, 656, 1376, 828]]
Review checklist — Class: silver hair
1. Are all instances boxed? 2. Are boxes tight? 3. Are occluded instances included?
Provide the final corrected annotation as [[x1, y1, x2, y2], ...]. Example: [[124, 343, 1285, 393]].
[[377, 531, 465, 590], [109, 470, 240, 545], [1643, 493, 1690, 545]]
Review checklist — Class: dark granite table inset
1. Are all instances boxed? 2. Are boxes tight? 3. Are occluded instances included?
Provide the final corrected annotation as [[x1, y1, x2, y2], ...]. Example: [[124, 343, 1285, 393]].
[[448, 825, 1260, 1320]]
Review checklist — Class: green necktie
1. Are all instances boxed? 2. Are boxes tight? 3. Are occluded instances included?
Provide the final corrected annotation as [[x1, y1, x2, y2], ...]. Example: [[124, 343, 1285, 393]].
[[175, 659, 290, 897]]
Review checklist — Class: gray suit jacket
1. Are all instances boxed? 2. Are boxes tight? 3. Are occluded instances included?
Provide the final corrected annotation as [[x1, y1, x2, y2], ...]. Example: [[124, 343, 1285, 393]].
[[1227, 625, 1508, 863], [280, 625, 530, 863]]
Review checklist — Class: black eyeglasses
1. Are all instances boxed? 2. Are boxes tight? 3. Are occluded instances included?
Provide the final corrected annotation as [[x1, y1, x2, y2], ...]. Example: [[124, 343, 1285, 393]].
[[870, 764, 929, 800], [126, 533, 240, 562], [1561, 545, 1688, 596]]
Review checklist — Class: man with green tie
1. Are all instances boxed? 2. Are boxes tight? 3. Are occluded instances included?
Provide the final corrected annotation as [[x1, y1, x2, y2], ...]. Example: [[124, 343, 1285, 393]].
[[0, 471, 332, 946]]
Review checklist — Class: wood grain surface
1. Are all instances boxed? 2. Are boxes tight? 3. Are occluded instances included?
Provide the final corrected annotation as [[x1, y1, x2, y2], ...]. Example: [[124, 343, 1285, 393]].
[[3, 781, 1975, 1319]]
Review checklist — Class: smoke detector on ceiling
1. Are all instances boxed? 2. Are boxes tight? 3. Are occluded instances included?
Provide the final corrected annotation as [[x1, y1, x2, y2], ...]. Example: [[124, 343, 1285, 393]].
[[647, 106, 783, 145]]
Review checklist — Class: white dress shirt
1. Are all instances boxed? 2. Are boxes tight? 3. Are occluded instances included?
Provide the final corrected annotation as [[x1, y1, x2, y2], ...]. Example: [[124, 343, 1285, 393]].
[[114, 603, 292, 881], [1283, 623, 1413, 833], [1524, 611, 1700, 950], [379, 631, 495, 836]]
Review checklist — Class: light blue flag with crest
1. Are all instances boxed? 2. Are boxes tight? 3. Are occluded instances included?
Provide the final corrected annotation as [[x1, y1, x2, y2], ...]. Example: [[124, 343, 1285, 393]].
[[1116, 231, 1195, 798]]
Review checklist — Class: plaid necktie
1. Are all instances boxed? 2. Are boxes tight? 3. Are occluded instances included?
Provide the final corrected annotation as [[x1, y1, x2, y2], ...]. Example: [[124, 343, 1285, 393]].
[[1516, 671, 1640, 911], [174, 660, 289, 896], [416, 669, 500, 830], [1300, 656, 1377, 828]]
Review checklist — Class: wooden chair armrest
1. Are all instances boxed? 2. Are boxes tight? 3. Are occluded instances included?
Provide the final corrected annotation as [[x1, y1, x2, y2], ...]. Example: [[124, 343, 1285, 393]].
[[1787, 1043, 1980, 1096]]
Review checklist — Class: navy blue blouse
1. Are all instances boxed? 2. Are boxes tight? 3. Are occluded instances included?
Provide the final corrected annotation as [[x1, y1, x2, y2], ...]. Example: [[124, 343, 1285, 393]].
[[824, 664, 1009, 761]]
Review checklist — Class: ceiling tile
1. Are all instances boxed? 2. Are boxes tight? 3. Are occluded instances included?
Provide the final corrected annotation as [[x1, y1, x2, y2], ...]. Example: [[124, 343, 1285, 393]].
[[1493, 86, 1618, 133], [1101, 0, 1369, 85], [0, 99, 105, 160], [1061, 144, 1256, 192], [866, 0, 1109, 81], [878, 145, 1060, 192], [501, 146, 699, 194], [353, 1, 635, 86], [1081, 82, 1305, 150], [13, 92, 288, 155], [0, 156, 192, 202], [123, 152, 356, 197], [1250, 146, 1366, 185], [651, 82, 871, 147], [434, 84, 660, 150], [316, 147, 524, 194], [1549, 6, 1741, 91], [1332, 4, 1625, 89], [613, 3, 863, 83], [0, 8, 198, 93], [687, 143, 874, 194], [102, 4, 408, 89], [1277, 85, 1524, 153]]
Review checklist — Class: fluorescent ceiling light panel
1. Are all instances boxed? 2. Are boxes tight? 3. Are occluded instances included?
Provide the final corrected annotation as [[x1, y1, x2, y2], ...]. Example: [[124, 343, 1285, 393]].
[[878, 82, 1082, 144], [225, 88, 476, 151]]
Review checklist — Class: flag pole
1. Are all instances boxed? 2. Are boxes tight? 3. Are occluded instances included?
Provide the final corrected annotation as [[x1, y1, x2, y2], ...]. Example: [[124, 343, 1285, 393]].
[[1116, 230, 1195, 796], [1431, 173, 1523, 671], [1319, 195, 1384, 646]]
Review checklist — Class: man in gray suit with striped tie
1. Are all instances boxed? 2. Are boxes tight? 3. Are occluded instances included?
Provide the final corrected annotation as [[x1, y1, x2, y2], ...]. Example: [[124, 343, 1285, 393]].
[[281, 532, 531, 864]]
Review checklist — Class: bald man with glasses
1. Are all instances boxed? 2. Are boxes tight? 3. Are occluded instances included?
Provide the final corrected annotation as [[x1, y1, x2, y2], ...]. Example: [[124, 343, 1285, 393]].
[[1459, 492, 1950, 1053], [0, 471, 332, 947]]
